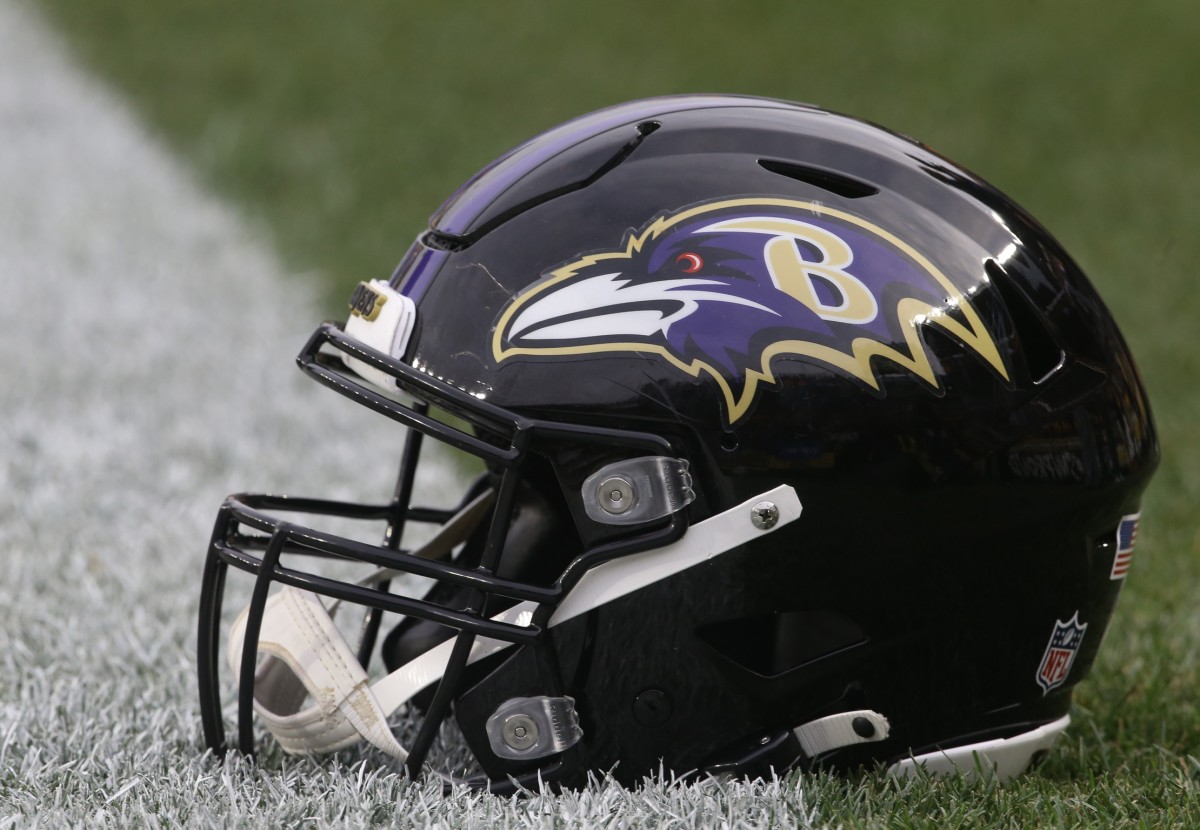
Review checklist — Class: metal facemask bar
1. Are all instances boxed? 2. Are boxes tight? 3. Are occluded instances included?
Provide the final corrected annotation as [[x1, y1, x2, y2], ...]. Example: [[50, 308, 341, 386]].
[[197, 320, 691, 785]]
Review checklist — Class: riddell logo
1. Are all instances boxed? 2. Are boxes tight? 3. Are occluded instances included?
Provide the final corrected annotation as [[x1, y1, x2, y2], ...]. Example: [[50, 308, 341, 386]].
[[349, 281, 388, 322]]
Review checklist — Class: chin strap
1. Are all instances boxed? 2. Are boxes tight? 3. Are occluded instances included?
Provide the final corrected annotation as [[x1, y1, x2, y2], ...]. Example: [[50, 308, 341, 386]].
[[226, 487, 499, 760], [702, 709, 891, 780], [227, 485, 803, 760], [229, 589, 408, 759], [794, 710, 891, 758]]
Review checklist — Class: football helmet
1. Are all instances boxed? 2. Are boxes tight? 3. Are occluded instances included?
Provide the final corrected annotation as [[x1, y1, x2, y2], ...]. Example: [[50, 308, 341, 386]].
[[198, 95, 1158, 790]]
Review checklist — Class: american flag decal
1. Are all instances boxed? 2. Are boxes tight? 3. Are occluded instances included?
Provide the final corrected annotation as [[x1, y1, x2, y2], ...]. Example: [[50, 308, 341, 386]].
[[1110, 513, 1140, 580]]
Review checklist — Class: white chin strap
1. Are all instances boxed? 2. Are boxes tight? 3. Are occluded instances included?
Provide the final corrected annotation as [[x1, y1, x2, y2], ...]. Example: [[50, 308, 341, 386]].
[[229, 485, 803, 760], [229, 589, 408, 759]]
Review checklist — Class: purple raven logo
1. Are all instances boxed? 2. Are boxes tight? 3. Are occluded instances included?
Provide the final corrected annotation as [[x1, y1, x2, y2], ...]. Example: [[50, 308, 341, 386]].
[[491, 198, 1008, 424]]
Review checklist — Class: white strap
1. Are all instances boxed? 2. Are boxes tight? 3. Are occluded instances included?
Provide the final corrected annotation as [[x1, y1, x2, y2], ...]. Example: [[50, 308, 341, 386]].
[[231, 485, 802, 756], [793, 710, 890, 758], [225, 487, 499, 758], [229, 588, 407, 759]]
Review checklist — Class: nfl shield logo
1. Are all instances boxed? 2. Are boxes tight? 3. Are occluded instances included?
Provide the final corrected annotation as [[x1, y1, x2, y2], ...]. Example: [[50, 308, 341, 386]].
[[1036, 612, 1088, 695]]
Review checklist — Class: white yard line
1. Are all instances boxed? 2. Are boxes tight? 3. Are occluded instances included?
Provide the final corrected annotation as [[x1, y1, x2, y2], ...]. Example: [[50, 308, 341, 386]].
[[0, 1, 415, 522], [0, 0, 454, 586], [0, 0, 449, 792]]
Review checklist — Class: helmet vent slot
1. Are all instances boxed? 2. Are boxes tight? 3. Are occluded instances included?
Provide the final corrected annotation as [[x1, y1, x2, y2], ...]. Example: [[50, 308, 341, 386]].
[[986, 259, 1065, 384], [422, 231, 470, 252], [449, 121, 662, 246], [757, 159, 877, 199]]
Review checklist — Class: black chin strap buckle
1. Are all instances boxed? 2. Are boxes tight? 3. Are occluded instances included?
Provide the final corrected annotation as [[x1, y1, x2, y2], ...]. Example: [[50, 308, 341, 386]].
[[700, 709, 892, 780]]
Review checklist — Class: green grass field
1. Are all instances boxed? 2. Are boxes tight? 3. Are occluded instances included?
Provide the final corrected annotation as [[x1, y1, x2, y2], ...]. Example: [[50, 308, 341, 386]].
[[23, 0, 1200, 825]]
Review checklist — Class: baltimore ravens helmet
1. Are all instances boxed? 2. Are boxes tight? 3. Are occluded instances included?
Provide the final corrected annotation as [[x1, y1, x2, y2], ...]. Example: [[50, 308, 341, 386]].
[[198, 95, 1158, 790]]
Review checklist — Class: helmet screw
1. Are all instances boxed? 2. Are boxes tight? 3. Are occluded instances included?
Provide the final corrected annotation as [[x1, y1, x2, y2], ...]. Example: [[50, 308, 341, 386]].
[[632, 689, 673, 727], [750, 501, 779, 530], [501, 713, 539, 751], [852, 716, 876, 738], [597, 475, 635, 514]]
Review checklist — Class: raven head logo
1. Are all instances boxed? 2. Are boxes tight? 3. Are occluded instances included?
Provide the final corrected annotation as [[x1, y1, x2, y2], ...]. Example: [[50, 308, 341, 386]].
[[492, 198, 1008, 424]]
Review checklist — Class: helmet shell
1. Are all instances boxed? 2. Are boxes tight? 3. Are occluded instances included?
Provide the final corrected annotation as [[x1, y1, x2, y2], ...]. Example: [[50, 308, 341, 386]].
[[373, 96, 1157, 782]]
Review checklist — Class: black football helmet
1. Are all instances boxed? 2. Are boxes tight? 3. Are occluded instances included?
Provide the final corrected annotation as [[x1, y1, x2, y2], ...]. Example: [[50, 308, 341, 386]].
[[198, 95, 1158, 790]]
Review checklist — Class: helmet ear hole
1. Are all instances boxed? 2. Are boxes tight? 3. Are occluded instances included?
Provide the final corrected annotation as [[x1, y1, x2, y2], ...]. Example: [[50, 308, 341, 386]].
[[720, 432, 739, 452]]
